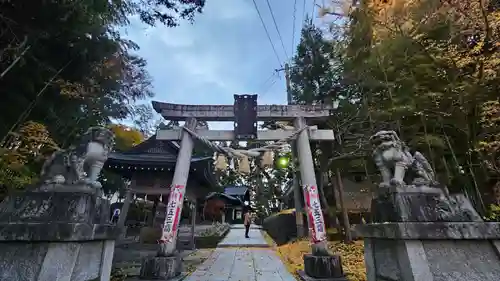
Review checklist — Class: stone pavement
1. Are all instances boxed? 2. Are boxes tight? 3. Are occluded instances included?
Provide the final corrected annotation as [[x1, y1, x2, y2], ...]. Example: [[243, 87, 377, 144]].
[[230, 223, 262, 229], [218, 225, 268, 248], [184, 224, 297, 281]]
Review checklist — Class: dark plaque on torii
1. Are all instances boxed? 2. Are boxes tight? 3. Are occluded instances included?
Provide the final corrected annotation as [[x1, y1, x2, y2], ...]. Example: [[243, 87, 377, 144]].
[[233, 94, 258, 140]]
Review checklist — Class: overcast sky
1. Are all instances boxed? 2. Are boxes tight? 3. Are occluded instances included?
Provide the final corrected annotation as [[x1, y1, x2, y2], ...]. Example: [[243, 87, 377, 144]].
[[122, 0, 326, 130]]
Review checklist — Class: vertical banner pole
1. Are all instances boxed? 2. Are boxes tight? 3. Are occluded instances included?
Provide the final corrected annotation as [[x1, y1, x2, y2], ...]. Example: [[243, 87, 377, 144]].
[[158, 117, 197, 257]]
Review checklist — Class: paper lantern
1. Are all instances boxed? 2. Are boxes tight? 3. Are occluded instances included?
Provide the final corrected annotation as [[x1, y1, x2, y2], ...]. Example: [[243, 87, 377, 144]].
[[260, 151, 274, 168], [215, 153, 228, 171], [238, 155, 250, 174]]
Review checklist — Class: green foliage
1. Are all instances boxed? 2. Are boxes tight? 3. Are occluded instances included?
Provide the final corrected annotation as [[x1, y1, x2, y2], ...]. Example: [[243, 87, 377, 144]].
[[290, 21, 338, 104], [110, 268, 128, 281], [484, 204, 500, 222], [304, 0, 500, 211], [0, 0, 205, 194]]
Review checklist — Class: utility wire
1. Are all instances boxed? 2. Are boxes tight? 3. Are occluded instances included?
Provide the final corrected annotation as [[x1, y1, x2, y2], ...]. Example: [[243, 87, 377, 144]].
[[291, 0, 298, 59], [251, 0, 283, 67], [265, 0, 289, 60], [261, 76, 278, 97], [259, 70, 282, 97], [259, 72, 276, 90]]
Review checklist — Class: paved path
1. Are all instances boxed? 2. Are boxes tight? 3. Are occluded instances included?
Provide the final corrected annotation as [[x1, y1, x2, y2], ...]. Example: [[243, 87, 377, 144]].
[[230, 224, 263, 229], [218, 225, 268, 248], [184, 225, 296, 281]]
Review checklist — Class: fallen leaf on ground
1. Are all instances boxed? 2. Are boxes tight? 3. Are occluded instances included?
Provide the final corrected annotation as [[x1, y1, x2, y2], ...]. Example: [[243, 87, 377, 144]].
[[275, 238, 366, 281]]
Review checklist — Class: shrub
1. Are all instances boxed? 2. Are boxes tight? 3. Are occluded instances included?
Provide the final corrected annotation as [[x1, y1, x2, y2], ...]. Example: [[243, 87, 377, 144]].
[[139, 226, 161, 243], [485, 204, 500, 221]]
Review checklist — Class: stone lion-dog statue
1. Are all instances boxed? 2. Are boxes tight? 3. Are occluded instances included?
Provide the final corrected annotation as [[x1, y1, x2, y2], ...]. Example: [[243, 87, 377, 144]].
[[370, 130, 437, 188], [40, 126, 115, 189]]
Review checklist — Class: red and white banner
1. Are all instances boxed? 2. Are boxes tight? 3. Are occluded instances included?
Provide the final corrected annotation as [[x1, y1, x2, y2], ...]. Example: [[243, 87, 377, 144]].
[[303, 184, 327, 243], [159, 184, 185, 244]]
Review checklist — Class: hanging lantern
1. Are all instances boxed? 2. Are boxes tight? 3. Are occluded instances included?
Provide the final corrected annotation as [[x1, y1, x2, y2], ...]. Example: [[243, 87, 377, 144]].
[[238, 155, 250, 174], [215, 153, 228, 171], [260, 151, 274, 168]]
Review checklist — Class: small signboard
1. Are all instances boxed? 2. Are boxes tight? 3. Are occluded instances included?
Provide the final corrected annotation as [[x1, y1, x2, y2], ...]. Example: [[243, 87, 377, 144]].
[[234, 94, 258, 140]]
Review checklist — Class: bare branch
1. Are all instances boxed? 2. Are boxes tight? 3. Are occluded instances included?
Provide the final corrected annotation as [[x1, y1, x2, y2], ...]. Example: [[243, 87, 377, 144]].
[[0, 36, 30, 80]]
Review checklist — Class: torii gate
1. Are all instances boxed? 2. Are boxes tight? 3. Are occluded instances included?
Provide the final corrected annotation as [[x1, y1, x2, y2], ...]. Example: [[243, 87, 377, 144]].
[[141, 95, 346, 280]]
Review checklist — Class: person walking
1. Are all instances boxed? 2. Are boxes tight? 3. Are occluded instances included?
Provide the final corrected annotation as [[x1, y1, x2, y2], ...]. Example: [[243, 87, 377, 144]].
[[111, 208, 120, 224], [243, 208, 251, 238]]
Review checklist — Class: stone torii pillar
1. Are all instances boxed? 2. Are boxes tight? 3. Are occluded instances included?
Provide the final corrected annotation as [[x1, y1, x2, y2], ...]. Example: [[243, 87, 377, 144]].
[[140, 117, 197, 280], [295, 116, 348, 281]]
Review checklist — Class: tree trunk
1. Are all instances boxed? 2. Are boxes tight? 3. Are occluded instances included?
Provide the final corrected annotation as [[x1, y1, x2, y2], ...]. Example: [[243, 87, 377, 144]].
[[317, 168, 337, 230], [319, 142, 339, 230], [335, 167, 352, 243], [328, 170, 341, 234]]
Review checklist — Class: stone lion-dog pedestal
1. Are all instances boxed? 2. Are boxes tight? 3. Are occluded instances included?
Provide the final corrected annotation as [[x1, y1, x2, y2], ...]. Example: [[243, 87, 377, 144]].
[[0, 127, 121, 281], [358, 130, 500, 281], [357, 186, 500, 281]]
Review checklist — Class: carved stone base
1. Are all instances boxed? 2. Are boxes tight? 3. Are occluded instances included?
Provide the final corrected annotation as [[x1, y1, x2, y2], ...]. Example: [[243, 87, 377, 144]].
[[0, 188, 119, 281], [356, 222, 500, 281], [357, 187, 500, 281], [371, 186, 482, 223], [297, 270, 348, 281], [139, 255, 182, 280], [298, 254, 347, 280], [0, 239, 116, 281], [0, 189, 110, 224]]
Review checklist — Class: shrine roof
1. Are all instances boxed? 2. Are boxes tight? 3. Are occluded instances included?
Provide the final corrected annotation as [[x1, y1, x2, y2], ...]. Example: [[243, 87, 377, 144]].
[[107, 153, 211, 165], [106, 134, 212, 165], [223, 186, 250, 196], [205, 192, 243, 204], [104, 135, 217, 188]]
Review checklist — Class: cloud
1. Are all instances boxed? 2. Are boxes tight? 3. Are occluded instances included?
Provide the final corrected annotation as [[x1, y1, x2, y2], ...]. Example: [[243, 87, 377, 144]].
[[122, 0, 314, 129]]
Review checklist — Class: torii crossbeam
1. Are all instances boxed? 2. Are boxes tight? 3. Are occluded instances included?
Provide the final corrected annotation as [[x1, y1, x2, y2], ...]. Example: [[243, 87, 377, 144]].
[[152, 101, 334, 121]]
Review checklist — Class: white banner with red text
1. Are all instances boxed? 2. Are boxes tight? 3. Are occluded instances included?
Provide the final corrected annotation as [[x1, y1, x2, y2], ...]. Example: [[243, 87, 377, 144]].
[[303, 184, 327, 243], [159, 184, 185, 244]]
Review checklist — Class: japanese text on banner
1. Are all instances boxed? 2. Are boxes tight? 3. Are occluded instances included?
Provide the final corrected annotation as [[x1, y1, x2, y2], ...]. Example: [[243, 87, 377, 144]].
[[303, 184, 327, 243], [159, 184, 185, 243]]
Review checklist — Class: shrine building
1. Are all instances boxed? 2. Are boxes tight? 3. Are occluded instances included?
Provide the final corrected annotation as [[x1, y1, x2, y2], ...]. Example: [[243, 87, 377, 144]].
[[105, 134, 218, 227]]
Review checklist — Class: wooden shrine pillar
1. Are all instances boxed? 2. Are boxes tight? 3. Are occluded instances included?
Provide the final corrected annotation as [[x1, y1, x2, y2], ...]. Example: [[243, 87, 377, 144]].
[[117, 180, 134, 236], [190, 200, 197, 250]]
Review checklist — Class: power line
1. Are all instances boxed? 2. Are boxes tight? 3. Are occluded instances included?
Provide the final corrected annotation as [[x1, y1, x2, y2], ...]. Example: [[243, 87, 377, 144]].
[[261, 78, 278, 97], [251, 0, 283, 67], [291, 0, 298, 59], [259, 72, 277, 92], [265, 0, 289, 60]]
